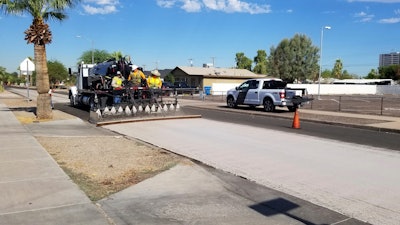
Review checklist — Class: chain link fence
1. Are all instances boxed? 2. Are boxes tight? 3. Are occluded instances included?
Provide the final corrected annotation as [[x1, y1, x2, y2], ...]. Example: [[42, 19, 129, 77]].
[[177, 91, 400, 117], [303, 95, 400, 117]]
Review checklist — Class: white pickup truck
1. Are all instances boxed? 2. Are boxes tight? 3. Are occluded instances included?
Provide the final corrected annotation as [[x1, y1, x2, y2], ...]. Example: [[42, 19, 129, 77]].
[[226, 78, 309, 112]]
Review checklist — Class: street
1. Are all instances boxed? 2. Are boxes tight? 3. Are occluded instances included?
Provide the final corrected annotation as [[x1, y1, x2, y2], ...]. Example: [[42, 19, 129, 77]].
[[183, 106, 400, 151]]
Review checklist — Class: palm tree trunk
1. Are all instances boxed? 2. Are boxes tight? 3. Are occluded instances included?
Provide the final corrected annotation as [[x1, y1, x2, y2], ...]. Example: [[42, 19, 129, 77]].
[[34, 44, 53, 119]]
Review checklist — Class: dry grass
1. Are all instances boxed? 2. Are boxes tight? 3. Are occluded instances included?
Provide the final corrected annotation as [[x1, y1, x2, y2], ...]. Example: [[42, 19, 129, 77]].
[[36, 136, 185, 201], [0, 90, 188, 201]]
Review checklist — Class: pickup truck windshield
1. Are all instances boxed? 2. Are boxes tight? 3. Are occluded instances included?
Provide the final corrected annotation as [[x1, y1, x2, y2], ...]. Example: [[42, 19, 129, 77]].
[[262, 80, 287, 89]]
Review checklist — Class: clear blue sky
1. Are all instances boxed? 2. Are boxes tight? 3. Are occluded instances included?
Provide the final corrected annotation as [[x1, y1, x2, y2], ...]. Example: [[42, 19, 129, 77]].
[[1, 0, 399, 77]]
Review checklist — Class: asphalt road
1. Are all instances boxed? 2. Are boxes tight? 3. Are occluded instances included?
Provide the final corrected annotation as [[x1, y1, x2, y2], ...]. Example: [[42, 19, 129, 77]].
[[8, 86, 400, 151], [183, 106, 400, 151]]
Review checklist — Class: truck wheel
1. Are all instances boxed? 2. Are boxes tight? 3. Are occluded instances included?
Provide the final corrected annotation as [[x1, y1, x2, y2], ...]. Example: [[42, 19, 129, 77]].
[[227, 96, 237, 108], [89, 97, 96, 111], [69, 92, 76, 107], [263, 98, 275, 112], [69, 96, 75, 107]]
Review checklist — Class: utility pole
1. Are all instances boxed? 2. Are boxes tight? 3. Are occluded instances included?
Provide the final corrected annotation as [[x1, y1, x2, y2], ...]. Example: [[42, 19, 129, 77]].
[[188, 58, 193, 67], [211, 56, 215, 67]]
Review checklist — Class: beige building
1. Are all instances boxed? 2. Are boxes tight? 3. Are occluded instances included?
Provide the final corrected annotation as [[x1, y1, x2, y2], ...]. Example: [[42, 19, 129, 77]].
[[170, 66, 266, 91]]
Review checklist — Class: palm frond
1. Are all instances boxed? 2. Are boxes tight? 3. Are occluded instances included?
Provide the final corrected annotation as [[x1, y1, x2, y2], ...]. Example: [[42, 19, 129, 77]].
[[43, 11, 67, 21]]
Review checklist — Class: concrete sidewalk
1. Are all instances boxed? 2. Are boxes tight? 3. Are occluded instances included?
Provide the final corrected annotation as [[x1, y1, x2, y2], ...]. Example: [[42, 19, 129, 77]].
[[0, 102, 112, 225]]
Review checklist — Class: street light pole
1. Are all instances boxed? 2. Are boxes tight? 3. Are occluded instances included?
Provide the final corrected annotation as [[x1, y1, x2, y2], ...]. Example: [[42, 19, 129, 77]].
[[317, 26, 331, 99], [76, 35, 94, 64], [90, 39, 94, 64]]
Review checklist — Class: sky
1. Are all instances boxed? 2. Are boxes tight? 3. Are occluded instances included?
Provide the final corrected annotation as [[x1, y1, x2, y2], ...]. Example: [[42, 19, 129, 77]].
[[1, 0, 400, 77]]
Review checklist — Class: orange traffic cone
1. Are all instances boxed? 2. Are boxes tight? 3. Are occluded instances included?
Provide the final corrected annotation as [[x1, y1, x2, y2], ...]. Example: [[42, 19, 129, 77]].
[[292, 108, 300, 129]]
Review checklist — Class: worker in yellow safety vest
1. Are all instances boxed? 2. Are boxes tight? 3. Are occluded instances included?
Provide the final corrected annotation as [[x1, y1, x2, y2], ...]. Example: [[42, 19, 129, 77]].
[[147, 69, 162, 89], [128, 65, 146, 86], [111, 71, 123, 90], [111, 71, 124, 104]]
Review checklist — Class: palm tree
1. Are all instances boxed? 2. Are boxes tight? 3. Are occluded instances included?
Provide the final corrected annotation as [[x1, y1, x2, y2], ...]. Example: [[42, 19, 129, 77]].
[[332, 59, 343, 79], [111, 51, 123, 61], [1, 0, 80, 119]]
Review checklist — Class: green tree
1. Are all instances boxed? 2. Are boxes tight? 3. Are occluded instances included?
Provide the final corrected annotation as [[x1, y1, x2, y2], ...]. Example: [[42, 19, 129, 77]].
[[1, 0, 80, 119], [332, 59, 343, 78], [0, 66, 6, 84], [341, 70, 355, 79], [78, 49, 111, 64], [235, 52, 252, 70], [321, 69, 332, 79], [110, 51, 123, 61], [253, 50, 267, 74], [47, 60, 68, 87], [267, 43, 290, 79], [366, 69, 379, 79], [378, 65, 400, 80], [268, 34, 319, 83], [164, 73, 175, 83]]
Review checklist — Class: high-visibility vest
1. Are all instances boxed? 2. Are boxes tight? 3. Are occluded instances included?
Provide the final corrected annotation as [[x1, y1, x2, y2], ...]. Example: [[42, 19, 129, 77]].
[[129, 71, 145, 85], [147, 76, 162, 88], [112, 76, 123, 89]]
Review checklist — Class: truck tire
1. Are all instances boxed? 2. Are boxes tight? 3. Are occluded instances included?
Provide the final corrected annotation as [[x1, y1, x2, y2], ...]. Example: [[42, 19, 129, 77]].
[[89, 96, 96, 111], [227, 96, 237, 108], [263, 98, 275, 112], [69, 92, 76, 107]]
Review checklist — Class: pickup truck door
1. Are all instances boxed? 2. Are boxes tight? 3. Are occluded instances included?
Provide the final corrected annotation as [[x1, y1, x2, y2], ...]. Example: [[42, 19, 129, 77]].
[[243, 80, 260, 105], [236, 81, 250, 105]]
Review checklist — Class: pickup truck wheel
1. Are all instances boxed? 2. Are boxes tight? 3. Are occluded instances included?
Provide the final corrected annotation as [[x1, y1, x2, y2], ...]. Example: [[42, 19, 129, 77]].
[[263, 98, 275, 112], [227, 96, 237, 108]]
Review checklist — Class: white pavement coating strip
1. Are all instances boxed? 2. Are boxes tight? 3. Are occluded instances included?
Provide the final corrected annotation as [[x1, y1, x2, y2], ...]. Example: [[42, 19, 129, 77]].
[[104, 118, 400, 225]]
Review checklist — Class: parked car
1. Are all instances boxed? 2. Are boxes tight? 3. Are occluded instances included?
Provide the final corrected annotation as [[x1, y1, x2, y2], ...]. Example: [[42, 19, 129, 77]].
[[174, 82, 198, 94], [162, 81, 174, 96], [173, 81, 190, 88], [162, 81, 174, 88]]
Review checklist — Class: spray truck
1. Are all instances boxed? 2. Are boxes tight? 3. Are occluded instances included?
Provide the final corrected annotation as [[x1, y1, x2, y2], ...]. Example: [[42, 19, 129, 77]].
[[69, 57, 185, 124]]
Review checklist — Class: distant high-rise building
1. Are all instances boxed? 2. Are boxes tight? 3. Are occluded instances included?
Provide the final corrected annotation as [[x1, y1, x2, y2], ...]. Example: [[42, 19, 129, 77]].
[[379, 52, 400, 67]]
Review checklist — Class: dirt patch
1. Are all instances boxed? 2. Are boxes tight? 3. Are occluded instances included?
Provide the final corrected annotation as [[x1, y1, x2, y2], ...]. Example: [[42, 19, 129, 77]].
[[0, 95, 77, 124], [0, 90, 189, 201], [36, 136, 186, 201]]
